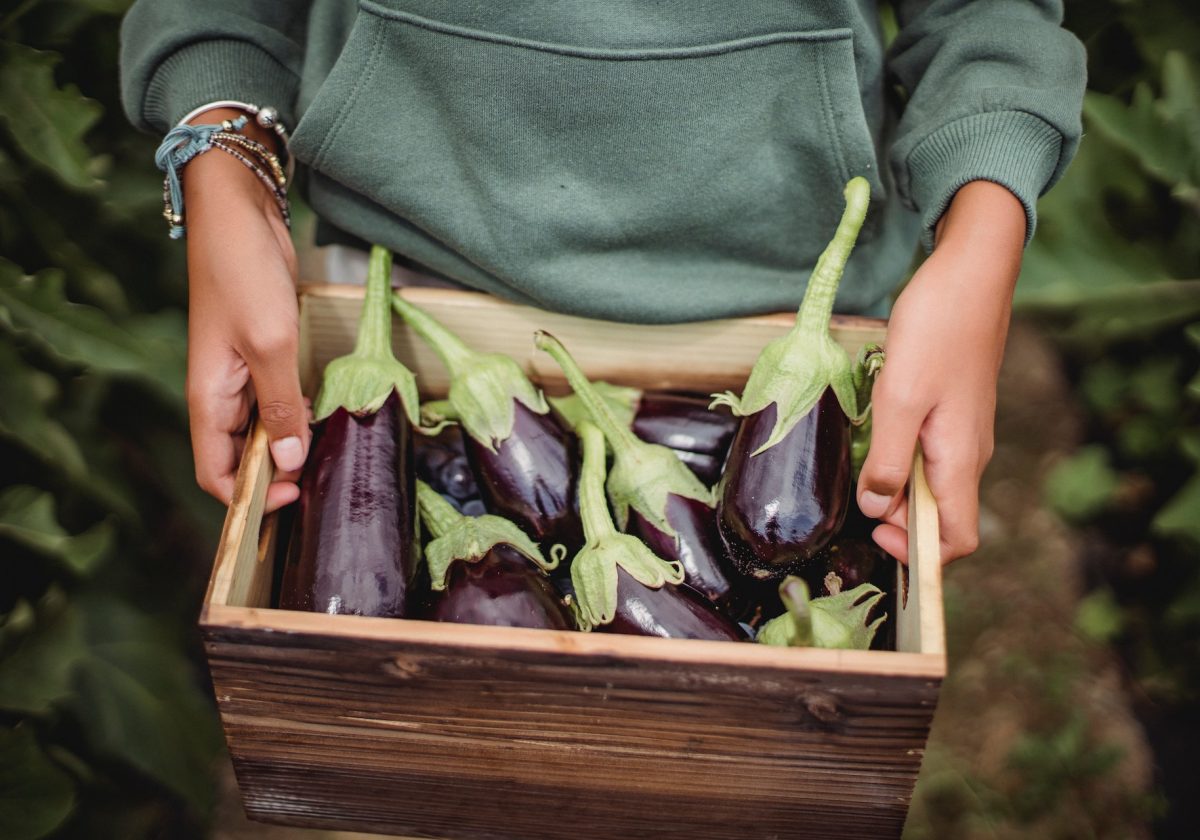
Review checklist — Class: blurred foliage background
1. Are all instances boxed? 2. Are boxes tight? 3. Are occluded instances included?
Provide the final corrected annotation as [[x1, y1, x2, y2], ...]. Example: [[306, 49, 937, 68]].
[[0, 0, 1196, 838]]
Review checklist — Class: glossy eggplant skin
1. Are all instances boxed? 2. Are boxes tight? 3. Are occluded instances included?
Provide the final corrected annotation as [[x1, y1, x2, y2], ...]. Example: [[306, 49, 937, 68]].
[[717, 389, 851, 581], [414, 426, 482, 509], [425, 544, 574, 629], [466, 401, 582, 551], [632, 394, 738, 463], [279, 391, 415, 616], [629, 495, 749, 620], [670, 450, 723, 486], [601, 568, 746, 641]]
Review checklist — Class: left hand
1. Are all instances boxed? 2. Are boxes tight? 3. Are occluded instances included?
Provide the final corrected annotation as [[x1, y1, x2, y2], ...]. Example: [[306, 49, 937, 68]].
[[856, 180, 1027, 563]]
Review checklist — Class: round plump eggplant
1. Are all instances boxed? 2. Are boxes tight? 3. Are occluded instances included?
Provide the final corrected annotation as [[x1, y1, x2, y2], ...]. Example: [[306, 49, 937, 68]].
[[669, 449, 724, 487], [630, 494, 749, 620], [426, 544, 574, 630], [465, 401, 582, 551], [718, 391, 851, 581], [602, 568, 746, 641], [632, 393, 738, 461], [279, 391, 415, 616]]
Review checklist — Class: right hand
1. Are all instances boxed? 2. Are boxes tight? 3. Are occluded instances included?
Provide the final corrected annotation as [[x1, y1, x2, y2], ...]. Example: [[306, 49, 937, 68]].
[[183, 108, 310, 512]]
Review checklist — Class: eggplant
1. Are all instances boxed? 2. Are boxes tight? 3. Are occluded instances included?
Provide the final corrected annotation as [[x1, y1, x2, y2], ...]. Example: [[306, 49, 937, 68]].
[[279, 247, 422, 616], [712, 178, 872, 581], [633, 393, 738, 465], [757, 576, 885, 650], [549, 386, 738, 485], [416, 480, 572, 629], [391, 296, 582, 555], [568, 421, 744, 641], [536, 333, 747, 619], [413, 425, 482, 509]]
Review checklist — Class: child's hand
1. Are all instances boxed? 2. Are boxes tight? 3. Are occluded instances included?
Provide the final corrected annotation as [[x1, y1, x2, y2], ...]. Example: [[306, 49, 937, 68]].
[[856, 181, 1026, 563], [183, 109, 309, 512]]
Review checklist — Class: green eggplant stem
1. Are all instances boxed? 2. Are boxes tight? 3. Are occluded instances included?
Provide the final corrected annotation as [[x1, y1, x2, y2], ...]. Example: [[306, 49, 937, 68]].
[[354, 246, 395, 359], [795, 177, 872, 337], [391, 292, 475, 375], [533, 332, 641, 453], [416, 480, 462, 539], [780, 577, 815, 647], [313, 245, 421, 422], [577, 421, 618, 541]]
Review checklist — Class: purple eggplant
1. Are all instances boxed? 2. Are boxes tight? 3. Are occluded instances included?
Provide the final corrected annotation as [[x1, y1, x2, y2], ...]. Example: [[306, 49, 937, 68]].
[[550, 386, 738, 486], [603, 567, 745, 640], [633, 393, 738, 464], [567, 421, 743, 640], [718, 393, 852, 580], [416, 480, 572, 629], [713, 178, 872, 581], [279, 247, 422, 616], [536, 333, 746, 619], [413, 425, 481, 510], [391, 295, 582, 555]]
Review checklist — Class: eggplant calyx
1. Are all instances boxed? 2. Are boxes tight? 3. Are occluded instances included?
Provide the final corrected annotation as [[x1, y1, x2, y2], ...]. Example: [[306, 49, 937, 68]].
[[392, 293, 548, 451], [536, 332, 713, 538], [548, 382, 640, 434], [709, 178, 871, 455], [851, 343, 885, 427], [314, 246, 421, 424], [571, 422, 685, 630], [416, 480, 554, 591], [757, 576, 886, 650]]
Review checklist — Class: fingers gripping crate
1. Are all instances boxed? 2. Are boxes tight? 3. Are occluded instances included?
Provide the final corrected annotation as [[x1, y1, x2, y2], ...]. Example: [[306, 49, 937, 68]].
[[202, 285, 945, 840]]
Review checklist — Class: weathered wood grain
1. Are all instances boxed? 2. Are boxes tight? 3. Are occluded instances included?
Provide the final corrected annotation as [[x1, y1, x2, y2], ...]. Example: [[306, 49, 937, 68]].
[[205, 285, 946, 839], [202, 615, 940, 840]]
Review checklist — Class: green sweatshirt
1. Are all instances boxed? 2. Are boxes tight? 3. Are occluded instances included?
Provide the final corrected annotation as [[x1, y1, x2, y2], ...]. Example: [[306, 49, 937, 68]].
[[120, 1, 1086, 323]]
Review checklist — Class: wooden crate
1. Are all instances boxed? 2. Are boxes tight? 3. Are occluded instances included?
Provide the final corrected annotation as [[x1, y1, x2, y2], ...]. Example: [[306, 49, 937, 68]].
[[202, 285, 945, 840]]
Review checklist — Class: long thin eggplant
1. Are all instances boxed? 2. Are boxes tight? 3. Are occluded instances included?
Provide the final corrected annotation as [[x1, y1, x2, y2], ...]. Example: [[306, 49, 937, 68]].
[[391, 296, 582, 556], [550, 386, 738, 485], [279, 246, 422, 616], [712, 178, 872, 580], [569, 422, 744, 640], [416, 480, 572, 629], [537, 334, 748, 619], [757, 576, 885, 649]]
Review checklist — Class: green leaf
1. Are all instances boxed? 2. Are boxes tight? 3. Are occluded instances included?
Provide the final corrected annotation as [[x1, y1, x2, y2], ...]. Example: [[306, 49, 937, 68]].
[[0, 594, 220, 812], [0, 44, 103, 190], [0, 591, 83, 716], [1152, 471, 1200, 545], [0, 340, 86, 475], [1074, 589, 1125, 643], [67, 595, 221, 812], [1043, 446, 1121, 523], [1084, 52, 1200, 207], [0, 486, 113, 576], [0, 259, 184, 403], [0, 726, 76, 840]]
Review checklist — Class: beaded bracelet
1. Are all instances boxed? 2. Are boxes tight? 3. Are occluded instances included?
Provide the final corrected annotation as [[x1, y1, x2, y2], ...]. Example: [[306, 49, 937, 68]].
[[154, 115, 289, 239]]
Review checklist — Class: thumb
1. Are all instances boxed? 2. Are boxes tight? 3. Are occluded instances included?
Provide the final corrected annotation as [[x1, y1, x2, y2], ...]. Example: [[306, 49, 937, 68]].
[[857, 385, 925, 519], [244, 335, 309, 474]]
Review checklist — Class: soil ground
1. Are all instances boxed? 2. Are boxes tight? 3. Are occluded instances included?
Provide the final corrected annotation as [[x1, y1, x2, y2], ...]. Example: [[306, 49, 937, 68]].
[[211, 323, 1155, 839]]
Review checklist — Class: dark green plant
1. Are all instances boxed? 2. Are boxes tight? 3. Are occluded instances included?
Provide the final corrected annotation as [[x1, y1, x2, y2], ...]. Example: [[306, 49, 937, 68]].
[[0, 2, 224, 838]]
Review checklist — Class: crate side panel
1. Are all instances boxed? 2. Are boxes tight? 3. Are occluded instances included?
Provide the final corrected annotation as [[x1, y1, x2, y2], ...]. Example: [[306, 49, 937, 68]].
[[205, 625, 939, 840]]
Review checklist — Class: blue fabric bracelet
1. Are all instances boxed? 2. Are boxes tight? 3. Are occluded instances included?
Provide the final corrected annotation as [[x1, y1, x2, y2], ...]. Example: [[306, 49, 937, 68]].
[[154, 115, 248, 239]]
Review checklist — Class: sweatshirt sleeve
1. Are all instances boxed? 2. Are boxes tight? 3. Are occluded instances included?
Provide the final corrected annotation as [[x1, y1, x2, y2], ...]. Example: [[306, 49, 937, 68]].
[[120, 1, 312, 133], [886, 0, 1087, 248]]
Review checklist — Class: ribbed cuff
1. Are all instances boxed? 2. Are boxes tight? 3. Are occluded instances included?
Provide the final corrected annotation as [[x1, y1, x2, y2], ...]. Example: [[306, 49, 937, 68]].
[[907, 110, 1063, 250], [141, 40, 299, 132]]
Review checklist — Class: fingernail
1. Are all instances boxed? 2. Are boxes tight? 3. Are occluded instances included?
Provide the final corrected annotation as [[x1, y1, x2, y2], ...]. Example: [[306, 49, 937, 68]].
[[858, 491, 890, 518], [270, 436, 305, 472]]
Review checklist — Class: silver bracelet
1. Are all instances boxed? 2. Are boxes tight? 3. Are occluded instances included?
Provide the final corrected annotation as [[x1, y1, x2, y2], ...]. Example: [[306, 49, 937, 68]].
[[177, 100, 293, 180]]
